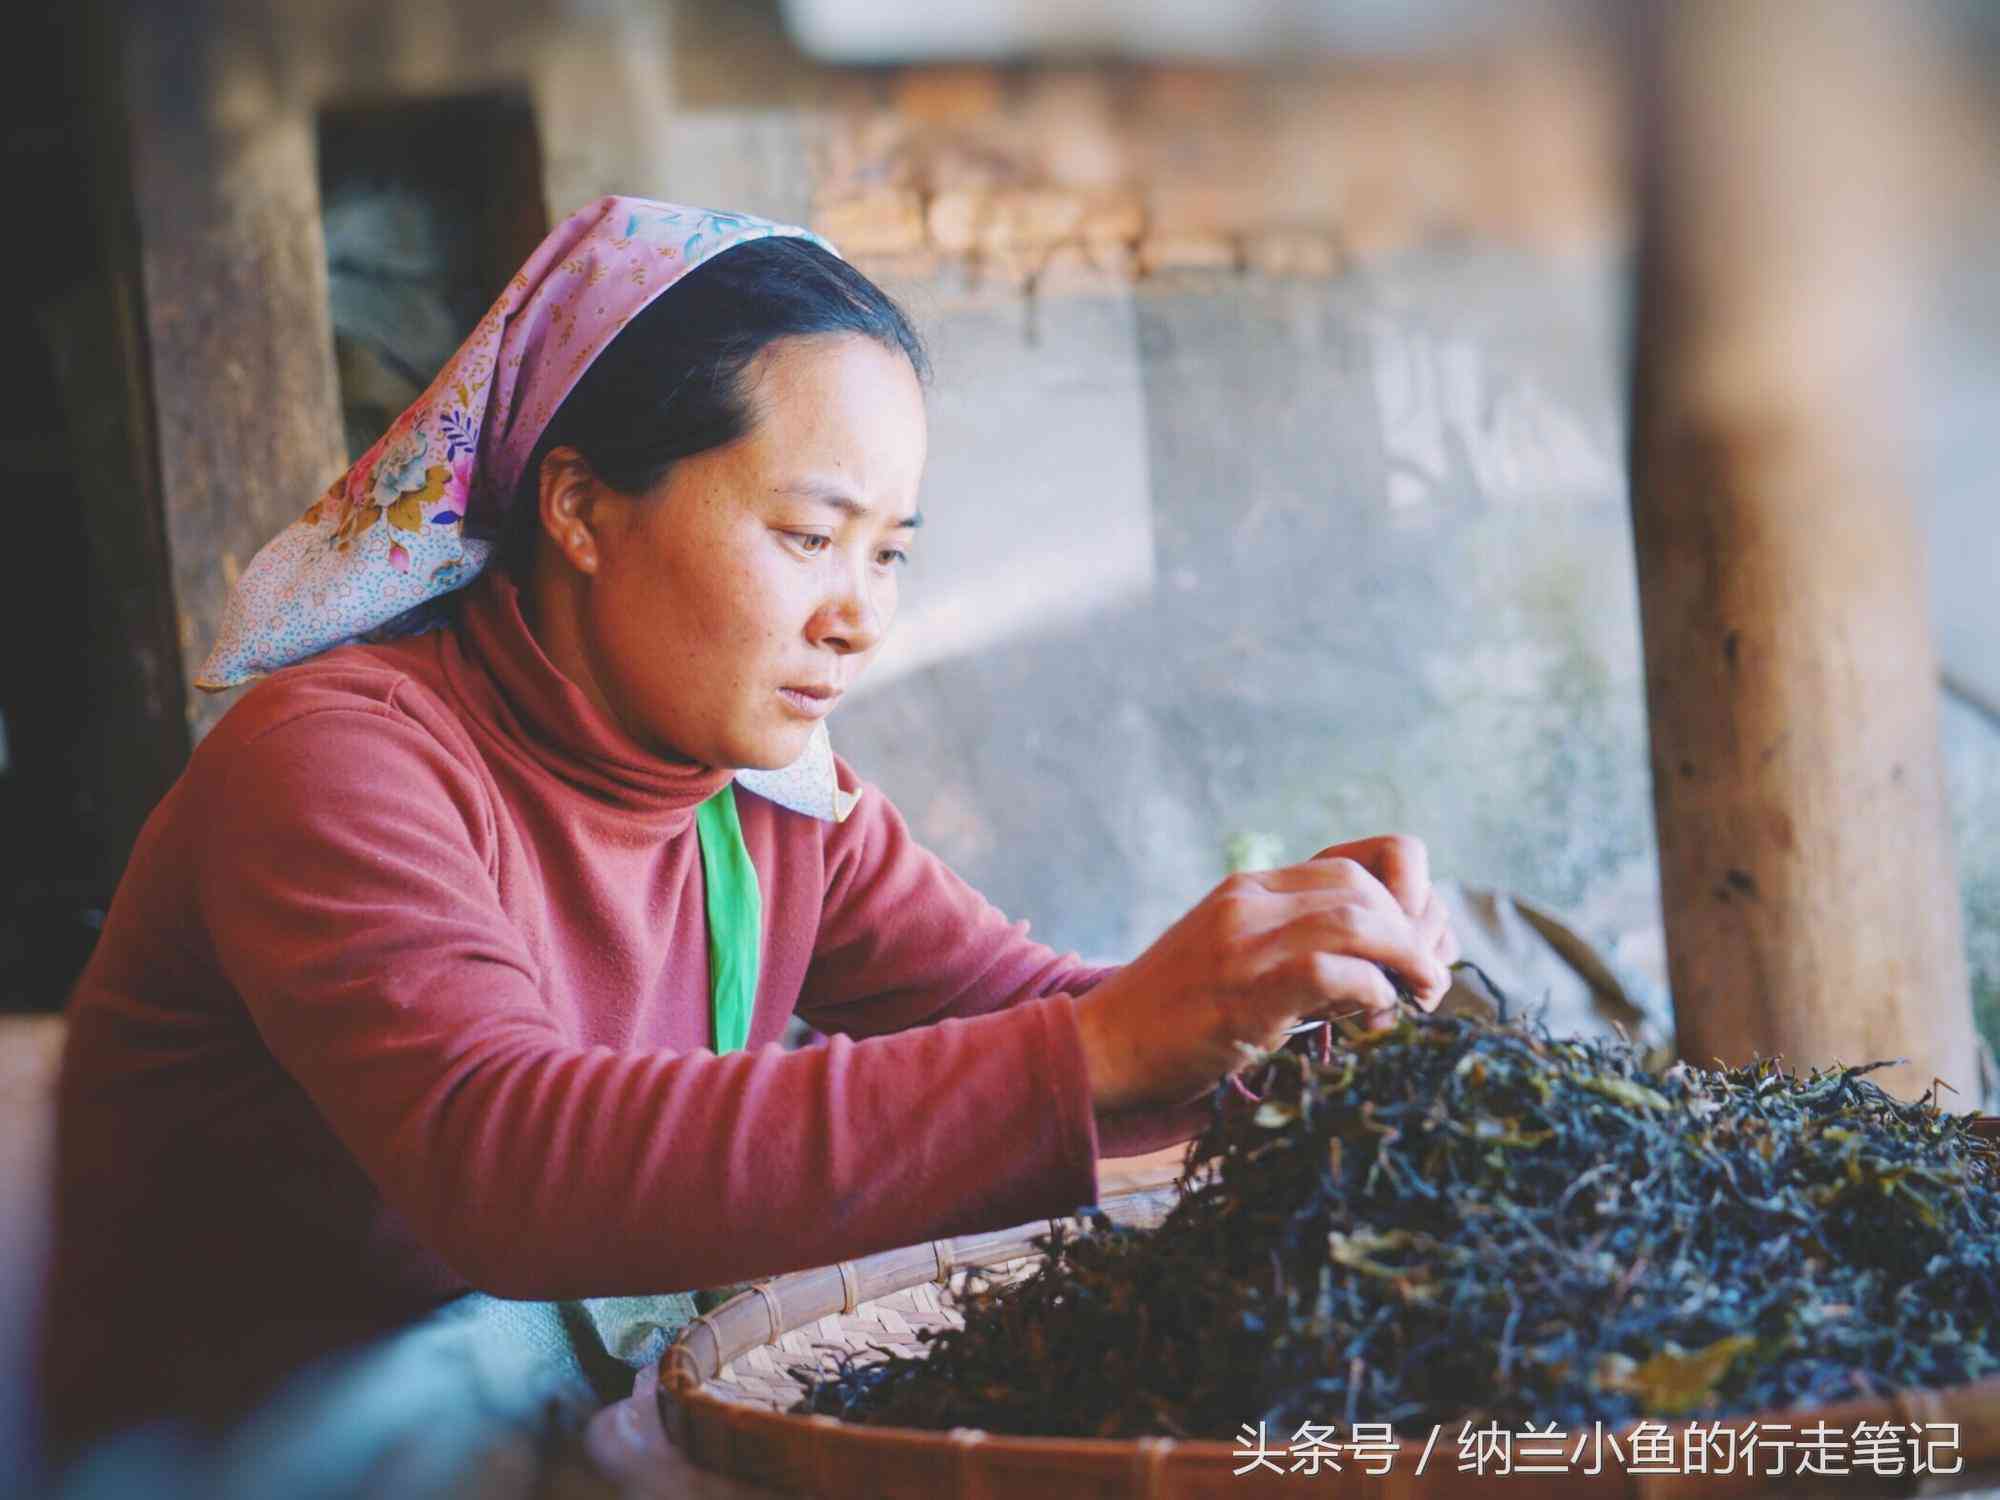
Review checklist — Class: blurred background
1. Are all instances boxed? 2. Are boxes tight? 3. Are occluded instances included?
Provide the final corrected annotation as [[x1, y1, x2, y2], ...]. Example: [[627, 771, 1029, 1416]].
[[2, 0, 1998, 1485], [6, 0, 1994, 1029]]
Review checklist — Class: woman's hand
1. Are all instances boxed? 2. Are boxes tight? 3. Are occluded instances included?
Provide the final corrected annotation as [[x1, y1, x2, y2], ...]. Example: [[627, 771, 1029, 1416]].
[[1308, 833, 1461, 973], [1073, 835, 1457, 1115]]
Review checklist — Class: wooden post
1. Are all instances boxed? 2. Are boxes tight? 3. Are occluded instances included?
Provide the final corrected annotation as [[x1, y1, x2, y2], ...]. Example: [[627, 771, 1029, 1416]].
[[110, 0, 636, 747], [26, 3, 195, 892], [121, 0, 350, 743], [1627, 0, 1981, 1100]]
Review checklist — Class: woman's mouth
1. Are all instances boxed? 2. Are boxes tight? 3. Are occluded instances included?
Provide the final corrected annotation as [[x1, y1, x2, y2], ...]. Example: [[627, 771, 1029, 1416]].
[[777, 684, 842, 719]]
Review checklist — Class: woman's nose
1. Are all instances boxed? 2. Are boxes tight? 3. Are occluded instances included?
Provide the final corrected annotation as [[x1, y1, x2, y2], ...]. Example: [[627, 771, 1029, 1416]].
[[810, 572, 888, 656]]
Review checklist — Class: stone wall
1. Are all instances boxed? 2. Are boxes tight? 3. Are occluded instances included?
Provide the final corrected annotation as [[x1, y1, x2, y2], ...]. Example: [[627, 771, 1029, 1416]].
[[831, 248, 1666, 1015]]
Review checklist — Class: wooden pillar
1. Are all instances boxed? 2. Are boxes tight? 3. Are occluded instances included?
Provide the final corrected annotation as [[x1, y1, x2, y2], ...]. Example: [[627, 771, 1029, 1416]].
[[9, 2, 215, 897], [113, 0, 634, 747], [120, 0, 350, 743], [1627, 0, 1980, 1100]]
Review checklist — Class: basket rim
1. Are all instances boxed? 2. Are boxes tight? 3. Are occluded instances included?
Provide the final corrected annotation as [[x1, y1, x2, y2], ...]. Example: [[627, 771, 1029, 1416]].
[[664, 1183, 1182, 1391]]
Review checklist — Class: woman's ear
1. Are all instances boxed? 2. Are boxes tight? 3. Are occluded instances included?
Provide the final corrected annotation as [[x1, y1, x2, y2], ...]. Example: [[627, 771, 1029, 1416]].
[[537, 447, 603, 576]]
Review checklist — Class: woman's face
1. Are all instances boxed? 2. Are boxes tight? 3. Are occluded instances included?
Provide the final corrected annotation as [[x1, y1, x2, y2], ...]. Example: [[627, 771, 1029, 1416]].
[[550, 332, 927, 770]]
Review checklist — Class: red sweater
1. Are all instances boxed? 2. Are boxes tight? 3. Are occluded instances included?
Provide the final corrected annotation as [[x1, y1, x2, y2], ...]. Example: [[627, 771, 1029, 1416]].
[[42, 572, 1185, 1452]]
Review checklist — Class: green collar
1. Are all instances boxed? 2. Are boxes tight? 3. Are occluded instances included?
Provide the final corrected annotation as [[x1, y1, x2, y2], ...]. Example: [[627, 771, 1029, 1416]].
[[693, 784, 762, 1054]]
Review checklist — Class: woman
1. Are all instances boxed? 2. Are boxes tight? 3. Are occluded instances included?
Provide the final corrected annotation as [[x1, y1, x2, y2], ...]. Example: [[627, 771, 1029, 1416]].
[[40, 198, 1456, 1484]]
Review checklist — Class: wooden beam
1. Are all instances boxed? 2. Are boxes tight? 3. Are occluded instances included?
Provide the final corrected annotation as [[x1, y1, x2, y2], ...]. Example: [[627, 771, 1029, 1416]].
[[40, 274, 193, 886], [1627, 0, 1980, 1099], [120, 0, 349, 743], [113, 0, 620, 752], [25, 2, 195, 892]]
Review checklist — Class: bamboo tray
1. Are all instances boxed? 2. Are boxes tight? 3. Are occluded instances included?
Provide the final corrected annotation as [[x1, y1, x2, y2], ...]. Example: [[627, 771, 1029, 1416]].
[[660, 1138, 2000, 1497]]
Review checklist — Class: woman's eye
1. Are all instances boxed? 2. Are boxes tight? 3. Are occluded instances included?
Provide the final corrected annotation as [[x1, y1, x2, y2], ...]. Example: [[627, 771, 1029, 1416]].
[[877, 548, 910, 568], [788, 532, 831, 555]]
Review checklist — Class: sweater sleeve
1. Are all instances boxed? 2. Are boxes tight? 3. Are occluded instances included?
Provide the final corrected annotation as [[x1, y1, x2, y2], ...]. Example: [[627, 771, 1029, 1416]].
[[800, 760, 1205, 1160], [193, 699, 1101, 1299]]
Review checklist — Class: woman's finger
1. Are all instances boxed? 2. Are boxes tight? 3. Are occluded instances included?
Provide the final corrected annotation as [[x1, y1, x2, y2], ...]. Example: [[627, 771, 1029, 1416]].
[[1419, 890, 1460, 960], [1435, 910, 1462, 968], [1249, 860, 1408, 932], [1244, 856, 1391, 900], [1293, 950, 1402, 1028], [1306, 835, 1430, 921], [1265, 903, 1450, 1005], [1407, 893, 1462, 1009], [1416, 889, 1447, 946]]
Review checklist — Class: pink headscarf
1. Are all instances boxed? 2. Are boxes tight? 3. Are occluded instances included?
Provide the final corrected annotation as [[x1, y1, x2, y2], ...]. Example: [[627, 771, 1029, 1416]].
[[197, 196, 859, 821]]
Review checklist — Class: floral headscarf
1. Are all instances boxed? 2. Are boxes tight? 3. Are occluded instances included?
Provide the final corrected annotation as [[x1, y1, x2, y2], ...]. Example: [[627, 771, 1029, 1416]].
[[197, 195, 858, 822]]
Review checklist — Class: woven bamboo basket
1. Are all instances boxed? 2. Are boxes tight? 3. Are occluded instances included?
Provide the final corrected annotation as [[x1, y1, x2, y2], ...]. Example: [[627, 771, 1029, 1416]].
[[661, 1134, 2000, 1498]]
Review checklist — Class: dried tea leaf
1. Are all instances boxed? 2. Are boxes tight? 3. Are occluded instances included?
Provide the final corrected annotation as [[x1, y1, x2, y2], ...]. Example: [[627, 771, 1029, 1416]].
[[1604, 1336, 1757, 1415], [1575, 1073, 1670, 1112], [799, 1001, 2000, 1443]]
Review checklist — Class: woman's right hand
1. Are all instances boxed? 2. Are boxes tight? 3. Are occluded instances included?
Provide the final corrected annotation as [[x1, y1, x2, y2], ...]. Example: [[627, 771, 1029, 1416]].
[[1072, 849, 1454, 1114]]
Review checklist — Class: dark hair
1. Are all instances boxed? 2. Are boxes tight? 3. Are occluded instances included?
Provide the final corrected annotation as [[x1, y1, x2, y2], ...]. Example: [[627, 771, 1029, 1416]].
[[500, 234, 929, 577]]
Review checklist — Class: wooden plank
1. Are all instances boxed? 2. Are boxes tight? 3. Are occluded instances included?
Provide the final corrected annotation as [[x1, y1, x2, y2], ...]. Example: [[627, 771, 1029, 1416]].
[[108, 0, 584, 758], [21, 1, 193, 892], [1626, 0, 1981, 1099], [121, 0, 349, 743], [39, 275, 192, 879]]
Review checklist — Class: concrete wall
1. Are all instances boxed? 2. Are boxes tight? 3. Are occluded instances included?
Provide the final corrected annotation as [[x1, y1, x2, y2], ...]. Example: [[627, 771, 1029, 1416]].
[[831, 249, 1669, 1016], [829, 243, 2000, 1046]]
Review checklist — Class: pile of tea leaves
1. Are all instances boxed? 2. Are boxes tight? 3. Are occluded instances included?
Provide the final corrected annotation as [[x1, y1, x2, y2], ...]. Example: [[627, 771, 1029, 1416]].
[[794, 1003, 2000, 1439]]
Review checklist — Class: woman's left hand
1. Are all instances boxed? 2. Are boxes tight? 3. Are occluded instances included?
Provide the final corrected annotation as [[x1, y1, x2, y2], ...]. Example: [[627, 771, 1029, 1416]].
[[1306, 834, 1461, 974]]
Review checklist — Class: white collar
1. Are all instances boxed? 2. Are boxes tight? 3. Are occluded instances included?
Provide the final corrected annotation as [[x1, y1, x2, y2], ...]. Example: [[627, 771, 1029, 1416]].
[[732, 721, 861, 823]]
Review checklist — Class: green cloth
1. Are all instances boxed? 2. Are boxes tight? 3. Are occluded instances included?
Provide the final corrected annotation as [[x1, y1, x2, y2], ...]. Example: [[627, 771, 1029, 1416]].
[[694, 782, 763, 1054], [55, 790, 767, 1500]]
